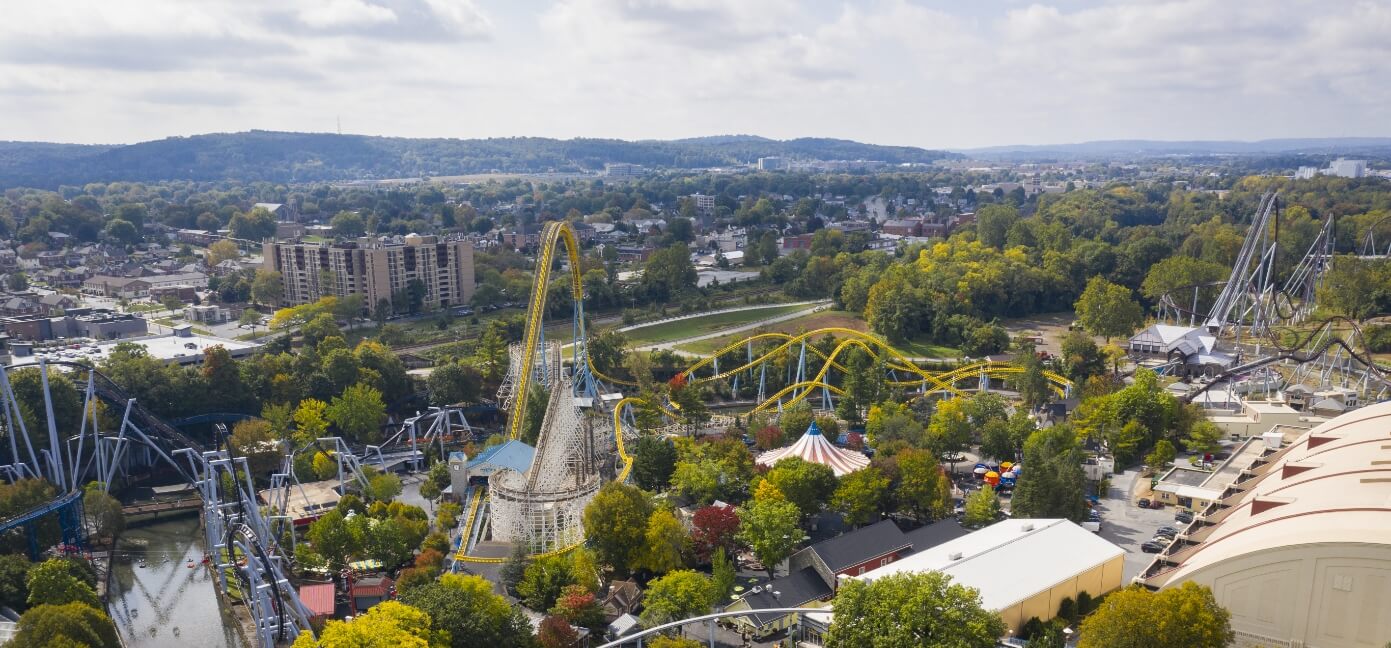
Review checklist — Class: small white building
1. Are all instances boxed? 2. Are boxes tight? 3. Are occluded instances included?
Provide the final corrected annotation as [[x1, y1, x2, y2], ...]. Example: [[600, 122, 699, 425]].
[[1128, 324, 1234, 375]]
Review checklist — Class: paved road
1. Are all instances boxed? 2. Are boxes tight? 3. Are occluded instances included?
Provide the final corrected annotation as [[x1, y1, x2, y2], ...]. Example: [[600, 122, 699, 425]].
[[1097, 467, 1175, 582], [633, 301, 831, 354]]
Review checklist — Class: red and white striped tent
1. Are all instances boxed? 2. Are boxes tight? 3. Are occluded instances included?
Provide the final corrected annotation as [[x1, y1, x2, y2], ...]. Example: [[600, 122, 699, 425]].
[[756, 421, 870, 476]]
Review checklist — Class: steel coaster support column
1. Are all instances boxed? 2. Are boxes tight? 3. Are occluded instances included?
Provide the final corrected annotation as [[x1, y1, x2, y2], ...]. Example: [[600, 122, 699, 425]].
[[38, 362, 66, 486], [1, 364, 43, 478]]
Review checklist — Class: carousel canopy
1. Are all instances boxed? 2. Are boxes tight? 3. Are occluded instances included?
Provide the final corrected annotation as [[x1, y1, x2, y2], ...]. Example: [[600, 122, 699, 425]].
[[756, 421, 870, 477]]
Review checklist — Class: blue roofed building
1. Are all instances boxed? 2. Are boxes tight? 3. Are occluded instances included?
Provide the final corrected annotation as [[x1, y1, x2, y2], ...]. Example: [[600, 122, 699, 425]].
[[467, 440, 535, 482], [445, 441, 536, 501]]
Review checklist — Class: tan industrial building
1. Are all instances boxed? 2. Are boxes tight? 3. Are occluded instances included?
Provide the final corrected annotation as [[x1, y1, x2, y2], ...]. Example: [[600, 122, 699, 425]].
[[1141, 399, 1391, 647], [264, 234, 474, 312], [856, 519, 1125, 634]]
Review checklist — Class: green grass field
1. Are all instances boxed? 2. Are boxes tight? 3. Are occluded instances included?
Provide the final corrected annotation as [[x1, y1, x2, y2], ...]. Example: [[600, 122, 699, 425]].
[[895, 337, 963, 359], [620, 304, 812, 346]]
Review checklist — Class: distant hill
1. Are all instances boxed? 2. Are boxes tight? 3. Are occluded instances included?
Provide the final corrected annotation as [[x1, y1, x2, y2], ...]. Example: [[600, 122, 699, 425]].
[[0, 131, 958, 189], [958, 137, 1391, 160]]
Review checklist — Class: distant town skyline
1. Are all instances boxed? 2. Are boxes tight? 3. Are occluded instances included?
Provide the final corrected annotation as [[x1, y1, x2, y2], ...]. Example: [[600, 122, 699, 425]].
[[2, 0, 1388, 148]]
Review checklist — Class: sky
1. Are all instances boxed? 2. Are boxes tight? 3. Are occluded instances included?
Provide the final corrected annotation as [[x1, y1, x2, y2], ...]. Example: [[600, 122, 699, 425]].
[[0, 0, 1388, 149]]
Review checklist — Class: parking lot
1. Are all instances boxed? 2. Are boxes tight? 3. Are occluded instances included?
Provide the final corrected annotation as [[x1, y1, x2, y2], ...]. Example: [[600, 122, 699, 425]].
[[1095, 467, 1181, 581]]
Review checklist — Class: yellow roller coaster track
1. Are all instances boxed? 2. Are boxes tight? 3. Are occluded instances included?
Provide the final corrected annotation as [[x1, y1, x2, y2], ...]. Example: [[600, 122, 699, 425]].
[[462, 221, 1073, 563]]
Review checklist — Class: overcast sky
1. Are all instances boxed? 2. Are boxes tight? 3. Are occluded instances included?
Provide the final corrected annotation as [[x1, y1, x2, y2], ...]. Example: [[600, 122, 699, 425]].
[[1, 0, 1388, 149]]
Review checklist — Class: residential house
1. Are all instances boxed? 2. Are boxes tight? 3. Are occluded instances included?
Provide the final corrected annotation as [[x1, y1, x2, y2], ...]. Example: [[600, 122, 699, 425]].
[[600, 579, 643, 622]]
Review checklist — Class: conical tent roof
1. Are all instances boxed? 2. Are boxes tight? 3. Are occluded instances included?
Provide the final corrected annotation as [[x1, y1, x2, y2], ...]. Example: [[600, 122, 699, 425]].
[[756, 421, 870, 477]]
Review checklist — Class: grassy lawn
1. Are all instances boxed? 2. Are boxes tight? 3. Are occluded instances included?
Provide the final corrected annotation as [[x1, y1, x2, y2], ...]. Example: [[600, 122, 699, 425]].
[[620, 304, 811, 346], [676, 309, 868, 355], [895, 337, 963, 359]]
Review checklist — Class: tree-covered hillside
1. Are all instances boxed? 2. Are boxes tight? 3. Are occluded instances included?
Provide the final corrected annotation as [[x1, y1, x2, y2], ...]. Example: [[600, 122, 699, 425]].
[[0, 131, 957, 189]]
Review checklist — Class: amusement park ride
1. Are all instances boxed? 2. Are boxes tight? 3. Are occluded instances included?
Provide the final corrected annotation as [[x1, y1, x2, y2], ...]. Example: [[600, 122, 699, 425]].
[[1153, 192, 1391, 402], [3, 197, 1384, 646]]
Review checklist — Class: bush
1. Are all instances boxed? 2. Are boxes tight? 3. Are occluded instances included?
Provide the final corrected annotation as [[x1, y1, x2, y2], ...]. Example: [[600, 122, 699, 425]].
[[1057, 596, 1076, 624], [1076, 591, 1094, 615]]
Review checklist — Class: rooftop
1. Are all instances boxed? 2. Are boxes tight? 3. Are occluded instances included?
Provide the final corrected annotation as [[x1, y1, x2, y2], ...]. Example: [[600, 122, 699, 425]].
[[11, 332, 261, 368], [808, 519, 910, 573], [1143, 399, 1391, 588], [735, 566, 832, 626], [857, 519, 1125, 611]]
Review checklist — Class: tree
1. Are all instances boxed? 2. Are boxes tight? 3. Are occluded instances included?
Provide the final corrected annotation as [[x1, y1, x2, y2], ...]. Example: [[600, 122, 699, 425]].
[[294, 600, 449, 648], [642, 244, 698, 302], [1078, 583, 1233, 648], [976, 204, 1019, 249], [825, 572, 1005, 648], [638, 509, 687, 575], [647, 637, 702, 648], [926, 398, 972, 459], [230, 207, 278, 241], [0, 554, 30, 610], [962, 488, 1000, 528], [763, 456, 837, 520], [582, 482, 653, 573], [1015, 345, 1052, 410], [1184, 419, 1224, 455], [206, 239, 240, 266], [1145, 439, 1177, 469], [550, 584, 606, 631], [736, 497, 801, 577], [366, 470, 403, 502], [1075, 276, 1144, 342], [26, 559, 100, 609], [499, 544, 531, 597], [1140, 256, 1228, 303], [6, 271, 27, 291], [103, 218, 140, 245], [895, 449, 952, 522], [251, 269, 284, 306], [327, 382, 386, 443], [865, 400, 925, 451], [82, 486, 125, 539], [332, 210, 368, 237], [669, 384, 710, 428], [428, 362, 482, 405], [632, 435, 677, 491], [711, 546, 736, 599], [690, 504, 740, 562], [831, 465, 889, 527], [306, 510, 358, 570], [537, 615, 579, 648], [400, 574, 535, 648], [14, 602, 120, 648], [778, 401, 815, 440], [1011, 426, 1087, 522], [1317, 255, 1386, 319], [290, 400, 328, 444], [228, 418, 281, 476], [639, 570, 715, 627], [1060, 331, 1105, 383], [517, 555, 576, 611], [979, 419, 1015, 463]]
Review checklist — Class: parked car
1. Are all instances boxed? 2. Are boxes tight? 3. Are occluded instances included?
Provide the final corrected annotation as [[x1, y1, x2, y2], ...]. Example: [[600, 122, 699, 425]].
[[1156, 526, 1179, 536], [1175, 511, 1195, 524], [1140, 541, 1166, 553], [1137, 498, 1151, 508]]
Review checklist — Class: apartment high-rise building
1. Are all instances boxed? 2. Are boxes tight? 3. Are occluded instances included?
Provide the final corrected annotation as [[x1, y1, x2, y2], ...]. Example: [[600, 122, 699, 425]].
[[264, 234, 475, 311]]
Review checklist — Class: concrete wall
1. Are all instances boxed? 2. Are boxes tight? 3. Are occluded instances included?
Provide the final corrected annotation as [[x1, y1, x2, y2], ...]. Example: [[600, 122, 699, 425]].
[[996, 553, 1126, 634], [1177, 544, 1391, 648]]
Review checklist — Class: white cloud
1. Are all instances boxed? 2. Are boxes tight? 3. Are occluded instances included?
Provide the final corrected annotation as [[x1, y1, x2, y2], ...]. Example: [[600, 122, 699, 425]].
[[298, 0, 398, 29], [0, 0, 1387, 147]]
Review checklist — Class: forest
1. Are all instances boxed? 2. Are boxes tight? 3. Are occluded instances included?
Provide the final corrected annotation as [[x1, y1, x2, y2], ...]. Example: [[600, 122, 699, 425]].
[[0, 132, 958, 189]]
